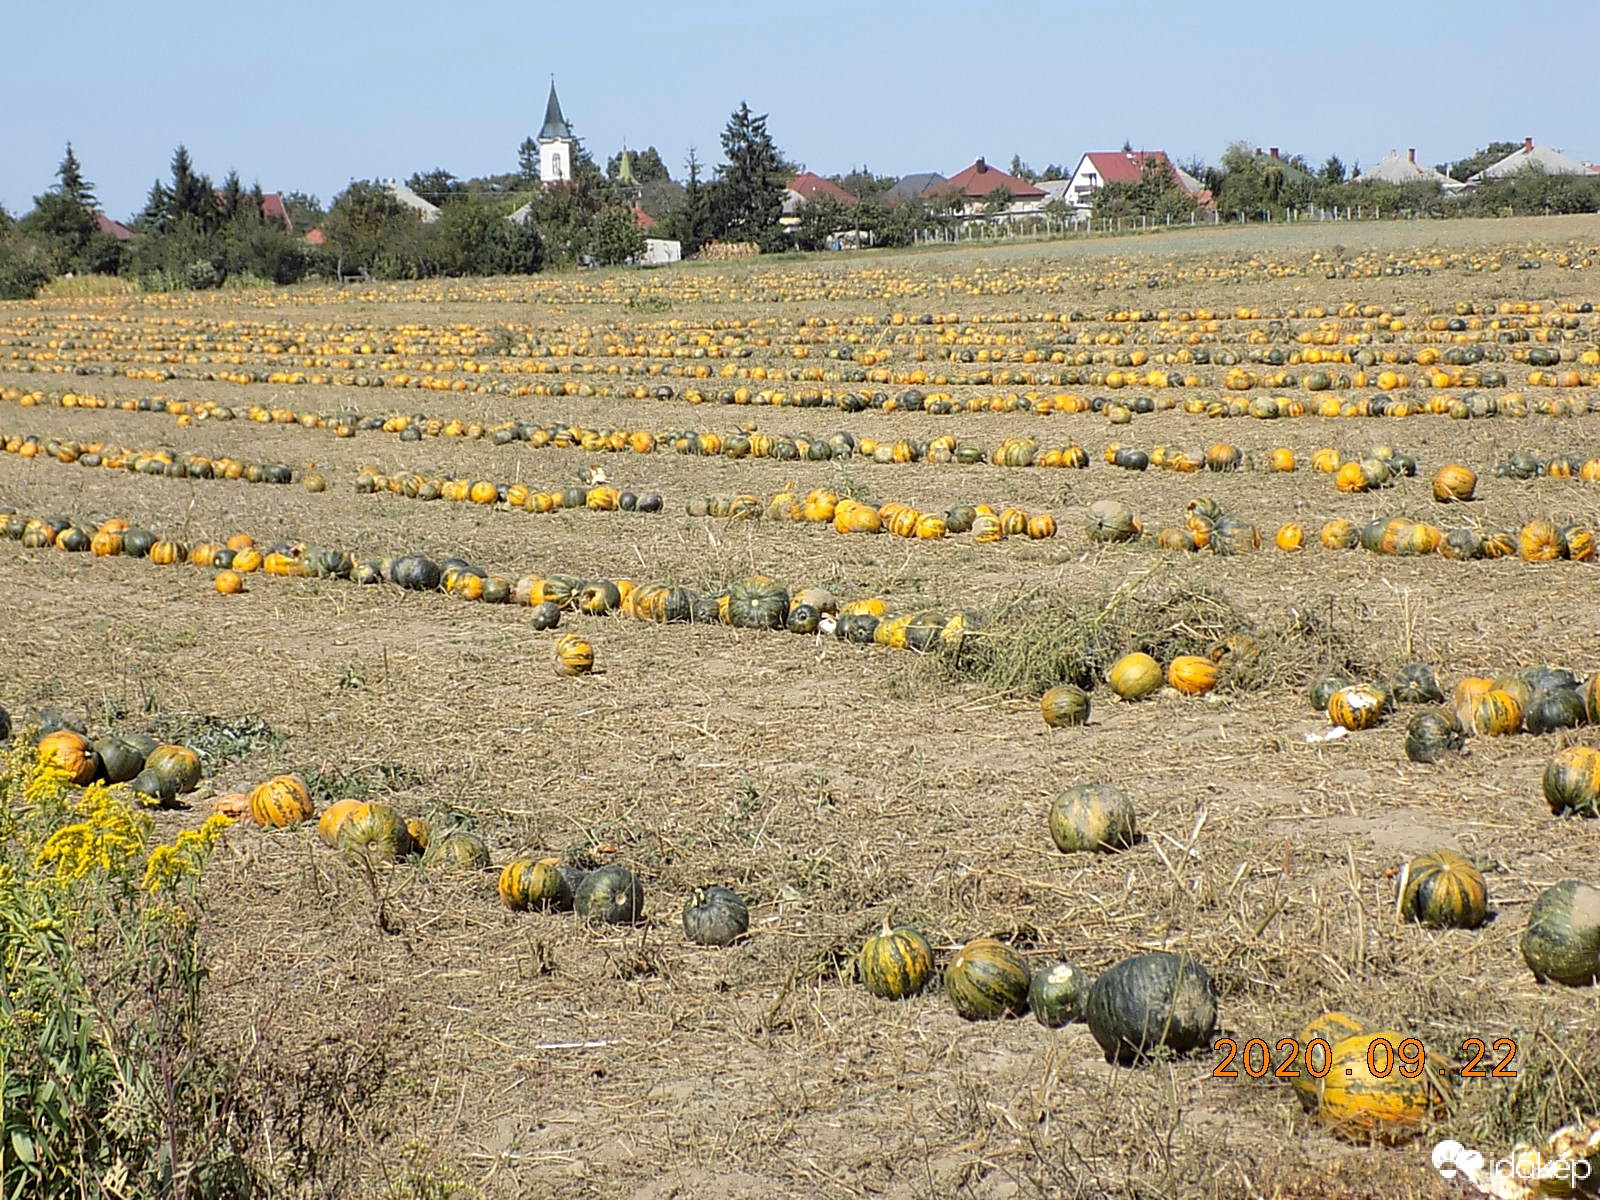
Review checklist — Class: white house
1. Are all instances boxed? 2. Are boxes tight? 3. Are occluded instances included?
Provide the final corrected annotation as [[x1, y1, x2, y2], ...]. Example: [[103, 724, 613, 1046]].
[[1467, 137, 1597, 185], [1062, 151, 1209, 215], [384, 179, 440, 223], [1354, 149, 1465, 192]]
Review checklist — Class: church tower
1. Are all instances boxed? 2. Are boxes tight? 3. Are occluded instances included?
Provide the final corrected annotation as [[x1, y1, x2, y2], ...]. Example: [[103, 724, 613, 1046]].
[[538, 80, 574, 185]]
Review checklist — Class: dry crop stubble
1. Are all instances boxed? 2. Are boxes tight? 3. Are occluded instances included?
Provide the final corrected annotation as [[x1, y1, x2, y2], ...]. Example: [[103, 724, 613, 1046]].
[[3, 217, 1600, 1198]]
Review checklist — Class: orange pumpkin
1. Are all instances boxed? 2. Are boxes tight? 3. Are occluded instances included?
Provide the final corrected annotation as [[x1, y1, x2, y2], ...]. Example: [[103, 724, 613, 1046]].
[[214, 570, 245, 595], [37, 730, 98, 785], [1431, 464, 1477, 503], [1274, 523, 1304, 552], [248, 774, 314, 827], [1167, 656, 1220, 696]]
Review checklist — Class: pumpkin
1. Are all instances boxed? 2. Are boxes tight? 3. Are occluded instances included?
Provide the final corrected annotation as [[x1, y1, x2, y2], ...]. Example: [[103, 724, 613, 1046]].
[[37, 729, 98, 785], [1431, 464, 1477, 503], [1027, 960, 1089, 1028], [1521, 880, 1600, 985], [682, 885, 750, 946], [1307, 674, 1351, 711], [130, 769, 176, 806], [214, 569, 245, 595], [1315, 1031, 1454, 1141], [247, 774, 314, 826], [1542, 745, 1600, 817], [1108, 652, 1162, 700], [786, 604, 820, 634], [405, 816, 431, 852], [1390, 664, 1444, 706], [145, 744, 202, 794], [422, 830, 489, 871], [1328, 685, 1386, 731], [1167, 656, 1219, 696], [1275, 523, 1304, 552], [1040, 685, 1090, 728], [1049, 782, 1136, 853], [498, 858, 573, 911], [93, 736, 146, 785], [727, 575, 790, 630], [1520, 519, 1563, 562], [1086, 499, 1140, 544], [555, 634, 595, 677], [945, 938, 1031, 1021], [529, 600, 561, 630], [1439, 528, 1482, 561], [574, 864, 644, 924], [858, 920, 935, 1000], [317, 797, 365, 846], [1472, 689, 1523, 737], [1404, 710, 1465, 764], [1524, 686, 1587, 736], [1291, 1012, 1367, 1112], [1451, 677, 1494, 729], [1319, 518, 1360, 550], [337, 801, 414, 864], [1084, 952, 1217, 1065], [390, 554, 442, 591], [1399, 850, 1487, 929]]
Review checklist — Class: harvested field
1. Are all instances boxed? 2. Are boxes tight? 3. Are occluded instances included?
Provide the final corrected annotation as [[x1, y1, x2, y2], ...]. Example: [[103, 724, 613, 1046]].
[[5, 215, 1600, 1200]]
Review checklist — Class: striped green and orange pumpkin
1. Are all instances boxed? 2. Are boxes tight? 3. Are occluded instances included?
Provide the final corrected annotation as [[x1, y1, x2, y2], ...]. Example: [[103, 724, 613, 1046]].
[[1542, 745, 1600, 817], [1399, 850, 1487, 929], [1316, 1031, 1454, 1141], [858, 920, 934, 1000], [945, 938, 1031, 1020], [1521, 880, 1600, 986], [1291, 1012, 1367, 1111], [497, 858, 573, 912], [247, 774, 313, 827]]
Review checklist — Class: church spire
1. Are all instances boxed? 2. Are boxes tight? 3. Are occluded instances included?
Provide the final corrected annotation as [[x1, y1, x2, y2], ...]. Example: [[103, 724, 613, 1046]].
[[539, 80, 572, 141]]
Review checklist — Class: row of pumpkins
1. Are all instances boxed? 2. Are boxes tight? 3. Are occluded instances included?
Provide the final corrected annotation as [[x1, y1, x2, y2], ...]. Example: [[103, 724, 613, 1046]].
[[0, 430, 298, 484], [27, 710, 205, 807], [685, 489, 1059, 542], [354, 470, 664, 515]]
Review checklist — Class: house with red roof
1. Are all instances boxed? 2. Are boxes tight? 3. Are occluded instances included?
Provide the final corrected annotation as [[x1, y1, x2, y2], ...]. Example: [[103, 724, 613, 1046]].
[[926, 158, 1046, 217], [212, 190, 293, 231], [1063, 151, 1210, 214], [94, 213, 135, 242], [781, 172, 859, 218]]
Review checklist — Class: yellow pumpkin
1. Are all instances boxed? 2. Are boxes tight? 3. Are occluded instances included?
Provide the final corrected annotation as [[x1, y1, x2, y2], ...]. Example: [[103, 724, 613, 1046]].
[[1316, 1032, 1453, 1142], [1328, 684, 1386, 731], [317, 797, 365, 847], [1431, 464, 1477, 503], [1167, 656, 1219, 696], [248, 774, 314, 827], [1472, 689, 1523, 737], [1275, 523, 1304, 552], [1107, 652, 1162, 700], [555, 633, 595, 677]]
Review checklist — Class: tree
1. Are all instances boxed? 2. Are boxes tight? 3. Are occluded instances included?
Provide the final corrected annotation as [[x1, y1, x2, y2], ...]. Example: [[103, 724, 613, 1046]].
[[833, 166, 895, 203], [711, 102, 788, 249], [432, 201, 545, 275], [321, 180, 431, 279], [607, 146, 670, 183], [280, 191, 325, 231], [218, 170, 247, 222], [1039, 163, 1069, 181], [135, 179, 172, 233], [664, 147, 715, 255], [165, 145, 216, 228], [19, 145, 104, 274], [56, 145, 96, 210], [1444, 141, 1520, 183], [792, 196, 856, 252], [517, 137, 540, 181], [1009, 154, 1036, 181], [1321, 155, 1347, 185], [1092, 156, 1198, 223], [406, 169, 466, 206]]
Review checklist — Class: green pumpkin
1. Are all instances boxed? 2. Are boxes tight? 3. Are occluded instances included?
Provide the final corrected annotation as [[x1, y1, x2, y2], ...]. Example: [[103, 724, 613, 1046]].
[[1521, 881, 1600, 986], [1399, 850, 1487, 929], [727, 575, 790, 630], [1040, 685, 1091, 728], [390, 555, 441, 592], [786, 604, 821, 635], [529, 600, 561, 630], [93, 736, 146, 785], [858, 921, 934, 1000], [1308, 674, 1351, 712], [130, 768, 177, 806], [1048, 783, 1136, 853], [144, 744, 202, 794], [1404, 709, 1465, 764], [337, 802, 415, 865], [1085, 952, 1217, 1064], [574, 865, 644, 924], [682, 885, 749, 947], [422, 830, 491, 871], [1390, 664, 1444, 705], [1028, 960, 1089, 1028], [945, 938, 1031, 1021], [1542, 745, 1600, 817], [1524, 686, 1587, 736]]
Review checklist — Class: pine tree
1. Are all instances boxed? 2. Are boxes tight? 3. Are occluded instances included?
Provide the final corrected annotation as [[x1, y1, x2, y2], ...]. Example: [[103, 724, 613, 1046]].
[[711, 102, 788, 247], [167, 146, 216, 226], [55, 145, 96, 210], [219, 170, 246, 221], [517, 137, 540, 181], [136, 179, 172, 231], [666, 147, 715, 255]]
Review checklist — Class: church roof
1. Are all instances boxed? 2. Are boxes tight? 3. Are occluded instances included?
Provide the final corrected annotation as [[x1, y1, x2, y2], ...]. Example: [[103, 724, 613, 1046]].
[[540, 82, 572, 141]]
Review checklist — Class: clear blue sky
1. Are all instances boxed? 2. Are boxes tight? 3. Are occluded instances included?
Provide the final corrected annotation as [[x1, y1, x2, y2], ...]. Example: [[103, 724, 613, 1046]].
[[3, 0, 1596, 221]]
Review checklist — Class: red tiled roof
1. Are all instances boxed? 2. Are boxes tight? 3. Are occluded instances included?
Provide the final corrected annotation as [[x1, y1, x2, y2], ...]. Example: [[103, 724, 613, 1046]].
[[1080, 151, 1198, 194], [939, 158, 1046, 200], [213, 189, 293, 231], [94, 213, 135, 242], [304, 228, 327, 245], [631, 203, 657, 230], [785, 172, 859, 205]]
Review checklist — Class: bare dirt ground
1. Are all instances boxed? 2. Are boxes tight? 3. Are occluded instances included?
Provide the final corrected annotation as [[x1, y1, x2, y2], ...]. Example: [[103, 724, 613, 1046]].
[[4, 215, 1600, 1199]]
